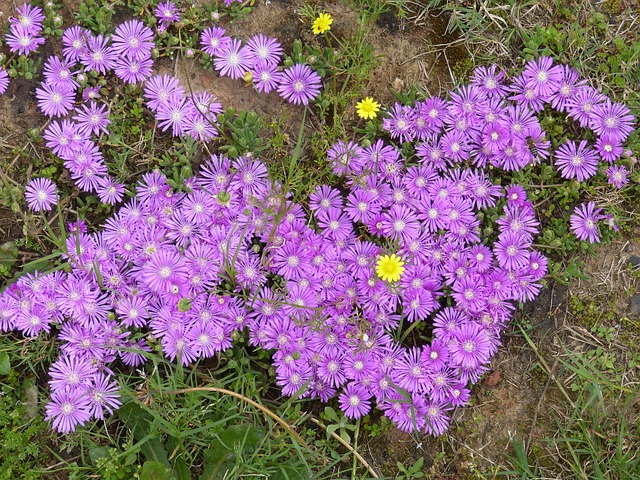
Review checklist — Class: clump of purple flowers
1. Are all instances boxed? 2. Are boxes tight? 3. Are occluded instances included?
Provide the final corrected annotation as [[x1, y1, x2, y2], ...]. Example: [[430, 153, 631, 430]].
[[200, 27, 321, 102], [5, 146, 546, 435], [382, 56, 635, 245], [20, 18, 323, 198], [4, 10, 637, 439], [5, 3, 46, 56]]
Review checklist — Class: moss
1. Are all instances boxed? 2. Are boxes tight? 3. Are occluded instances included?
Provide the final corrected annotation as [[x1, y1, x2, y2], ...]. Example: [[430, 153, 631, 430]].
[[602, 0, 624, 15]]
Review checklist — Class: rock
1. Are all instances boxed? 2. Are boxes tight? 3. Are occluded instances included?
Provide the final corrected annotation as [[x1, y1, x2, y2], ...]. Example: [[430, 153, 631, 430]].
[[628, 255, 640, 269], [628, 294, 640, 317], [483, 370, 501, 387]]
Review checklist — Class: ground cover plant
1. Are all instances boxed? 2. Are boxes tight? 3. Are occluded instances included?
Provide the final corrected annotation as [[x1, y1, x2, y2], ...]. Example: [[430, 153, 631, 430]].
[[0, 0, 639, 478]]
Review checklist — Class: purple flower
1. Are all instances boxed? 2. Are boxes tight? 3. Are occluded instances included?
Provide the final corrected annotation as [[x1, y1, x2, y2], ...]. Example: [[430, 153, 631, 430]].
[[11, 3, 45, 34], [382, 103, 415, 143], [200, 27, 231, 57], [250, 63, 282, 94], [277, 64, 322, 106], [448, 84, 486, 120], [49, 355, 96, 391], [317, 354, 347, 388], [25, 178, 58, 212], [316, 207, 353, 241], [521, 56, 562, 97], [5, 24, 45, 56], [184, 114, 219, 142], [391, 347, 430, 393], [452, 275, 487, 313], [505, 184, 528, 206], [45, 387, 92, 433], [43, 56, 79, 90], [566, 86, 607, 128], [589, 99, 635, 142], [327, 140, 365, 176], [62, 26, 90, 63], [449, 322, 492, 371], [35, 83, 75, 118], [496, 203, 539, 239], [423, 400, 451, 436], [137, 248, 189, 294], [0, 68, 9, 95], [214, 38, 251, 80], [155, 1, 180, 28], [338, 382, 372, 419], [607, 165, 629, 189], [494, 231, 531, 271], [245, 34, 283, 66], [43, 120, 82, 157], [114, 56, 154, 84], [80, 34, 117, 74], [309, 185, 343, 214], [595, 135, 623, 163], [382, 204, 420, 243], [96, 176, 126, 204], [144, 74, 185, 112], [82, 86, 101, 102], [15, 303, 53, 337], [570, 201, 603, 243], [72, 102, 111, 136], [554, 140, 599, 181], [509, 74, 546, 112], [470, 64, 508, 97], [88, 373, 121, 420], [549, 64, 586, 112], [111, 20, 155, 61], [157, 97, 195, 137]]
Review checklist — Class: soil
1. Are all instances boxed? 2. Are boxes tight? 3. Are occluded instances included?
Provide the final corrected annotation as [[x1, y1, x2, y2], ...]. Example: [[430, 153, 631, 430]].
[[1, 1, 639, 478]]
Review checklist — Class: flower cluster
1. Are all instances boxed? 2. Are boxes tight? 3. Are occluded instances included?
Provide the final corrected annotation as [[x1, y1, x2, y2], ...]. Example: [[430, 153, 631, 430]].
[[24, 17, 323, 200], [200, 27, 321, 104], [143, 73, 223, 141], [2, 3, 636, 437], [6, 141, 546, 434], [381, 57, 635, 244], [5, 3, 46, 56]]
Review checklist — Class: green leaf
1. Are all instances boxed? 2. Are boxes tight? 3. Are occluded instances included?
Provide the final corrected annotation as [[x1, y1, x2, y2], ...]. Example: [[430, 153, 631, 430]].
[[0, 242, 18, 270], [0, 352, 11, 375], [116, 401, 170, 466], [88, 446, 111, 466], [140, 461, 172, 480], [199, 425, 263, 480], [165, 436, 190, 480]]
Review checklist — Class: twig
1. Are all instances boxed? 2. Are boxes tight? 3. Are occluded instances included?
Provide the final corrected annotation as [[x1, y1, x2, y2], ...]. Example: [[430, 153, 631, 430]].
[[309, 417, 379, 479]]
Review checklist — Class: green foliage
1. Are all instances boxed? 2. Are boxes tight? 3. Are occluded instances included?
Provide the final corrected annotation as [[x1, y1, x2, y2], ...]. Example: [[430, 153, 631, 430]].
[[396, 457, 425, 479], [0, 372, 49, 480], [41, 2, 64, 38], [76, 0, 114, 34], [7, 55, 41, 80], [218, 108, 269, 158]]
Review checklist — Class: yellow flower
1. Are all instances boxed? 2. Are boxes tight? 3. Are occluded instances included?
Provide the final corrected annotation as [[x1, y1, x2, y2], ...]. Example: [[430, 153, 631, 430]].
[[312, 12, 333, 35], [376, 254, 405, 283], [356, 97, 380, 120]]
